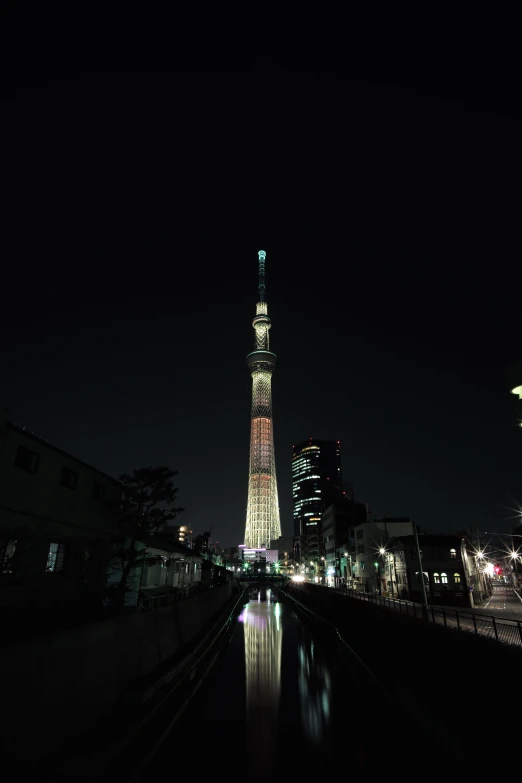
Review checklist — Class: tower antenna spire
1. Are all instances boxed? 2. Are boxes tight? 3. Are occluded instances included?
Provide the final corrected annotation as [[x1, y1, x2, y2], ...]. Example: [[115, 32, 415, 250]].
[[258, 249, 266, 302]]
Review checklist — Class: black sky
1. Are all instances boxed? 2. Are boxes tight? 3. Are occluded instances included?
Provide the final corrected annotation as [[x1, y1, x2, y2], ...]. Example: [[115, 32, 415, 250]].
[[2, 64, 520, 546]]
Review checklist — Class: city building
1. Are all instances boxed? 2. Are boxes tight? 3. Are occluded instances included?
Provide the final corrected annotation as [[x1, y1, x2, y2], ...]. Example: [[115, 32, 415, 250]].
[[322, 496, 367, 587], [244, 251, 281, 549], [349, 517, 413, 592], [194, 530, 212, 554], [269, 536, 294, 560], [0, 417, 121, 620], [387, 533, 476, 607], [114, 535, 204, 608], [292, 438, 342, 567]]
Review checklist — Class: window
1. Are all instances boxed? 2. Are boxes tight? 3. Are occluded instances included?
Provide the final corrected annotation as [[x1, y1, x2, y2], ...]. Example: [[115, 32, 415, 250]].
[[433, 572, 440, 583], [450, 549, 456, 559], [92, 482, 107, 500], [441, 572, 448, 584], [14, 444, 40, 474], [454, 572, 461, 584], [46, 542, 66, 572], [60, 466, 78, 490], [357, 544, 365, 554], [360, 561, 366, 569], [356, 529, 364, 539], [1, 539, 17, 574]]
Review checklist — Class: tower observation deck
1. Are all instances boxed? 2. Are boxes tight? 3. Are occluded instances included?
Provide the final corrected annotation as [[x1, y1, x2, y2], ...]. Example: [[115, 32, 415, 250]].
[[244, 251, 281, 549]]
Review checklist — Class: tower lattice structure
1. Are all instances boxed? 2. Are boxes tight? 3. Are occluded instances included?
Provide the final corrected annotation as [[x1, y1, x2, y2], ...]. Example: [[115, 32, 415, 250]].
[[244, 250, 281, 549]]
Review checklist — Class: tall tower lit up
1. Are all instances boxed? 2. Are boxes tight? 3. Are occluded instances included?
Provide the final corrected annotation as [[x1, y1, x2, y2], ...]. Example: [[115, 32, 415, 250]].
[[244, 250, 281, 549]]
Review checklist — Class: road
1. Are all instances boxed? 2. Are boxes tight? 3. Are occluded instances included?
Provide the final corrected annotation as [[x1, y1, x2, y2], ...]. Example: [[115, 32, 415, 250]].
[[477, 586, 522, 620]]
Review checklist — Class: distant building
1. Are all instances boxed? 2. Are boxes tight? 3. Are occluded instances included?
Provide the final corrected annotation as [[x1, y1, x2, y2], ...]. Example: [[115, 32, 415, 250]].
[[0, 418, 121, 620], [221, 545, 242, 572], [292, 438, 342, 566], [270, 536, 294, 560], [194, 530, 212, 554], [322, 498, 367, 587]]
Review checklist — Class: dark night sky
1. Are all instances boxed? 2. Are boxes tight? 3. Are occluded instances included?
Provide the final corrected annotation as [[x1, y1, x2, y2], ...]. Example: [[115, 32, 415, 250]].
[[2, 64, 521, 546]]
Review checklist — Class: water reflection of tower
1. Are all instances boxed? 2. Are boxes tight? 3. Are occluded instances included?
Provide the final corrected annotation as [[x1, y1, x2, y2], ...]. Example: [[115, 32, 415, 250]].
[[240, 592, 282, 774], [298, 638, 332, 746]]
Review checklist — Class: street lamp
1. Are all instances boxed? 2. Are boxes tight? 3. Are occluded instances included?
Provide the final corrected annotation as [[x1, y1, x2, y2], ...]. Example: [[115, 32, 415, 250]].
[[378, 546, 394, 596]]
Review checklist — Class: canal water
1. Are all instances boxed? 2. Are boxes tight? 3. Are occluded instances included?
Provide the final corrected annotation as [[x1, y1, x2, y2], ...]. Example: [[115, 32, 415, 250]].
[[154, 586, 373, 781]]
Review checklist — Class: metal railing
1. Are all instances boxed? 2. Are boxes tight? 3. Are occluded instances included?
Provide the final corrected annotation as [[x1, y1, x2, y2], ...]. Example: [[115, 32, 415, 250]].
[[338, 588, 522, 649]]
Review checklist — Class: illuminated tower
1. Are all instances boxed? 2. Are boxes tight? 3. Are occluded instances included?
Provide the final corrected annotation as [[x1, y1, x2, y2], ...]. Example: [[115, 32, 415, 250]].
[[244, 250, 281, 549]]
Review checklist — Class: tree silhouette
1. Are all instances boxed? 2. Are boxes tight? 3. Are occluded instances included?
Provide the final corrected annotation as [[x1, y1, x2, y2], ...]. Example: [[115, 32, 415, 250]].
[[107, 466, 184, 611]]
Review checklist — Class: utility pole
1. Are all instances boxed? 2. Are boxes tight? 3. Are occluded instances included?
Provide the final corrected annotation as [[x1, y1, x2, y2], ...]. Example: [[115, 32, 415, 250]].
[[412, 520, 429, 621]]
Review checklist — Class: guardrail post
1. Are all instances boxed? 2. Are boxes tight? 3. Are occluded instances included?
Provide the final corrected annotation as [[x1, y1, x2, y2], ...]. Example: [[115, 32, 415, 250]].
[[455, 611, 460, 631], [492, 616, 499, 643], [431, 606, 435, 623], [518, 622, 522, 647], [472, 613, 477, 635], [442, 607, 447, 627]]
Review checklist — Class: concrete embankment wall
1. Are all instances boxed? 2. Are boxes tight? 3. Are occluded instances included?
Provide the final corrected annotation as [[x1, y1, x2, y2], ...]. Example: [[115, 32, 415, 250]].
[[1, 582, 233, 760], [286, 584, 520, 775]]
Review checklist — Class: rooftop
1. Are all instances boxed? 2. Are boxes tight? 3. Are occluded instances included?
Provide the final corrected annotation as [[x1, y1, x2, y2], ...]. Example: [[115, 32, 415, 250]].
[[5, 421, 120, 485]]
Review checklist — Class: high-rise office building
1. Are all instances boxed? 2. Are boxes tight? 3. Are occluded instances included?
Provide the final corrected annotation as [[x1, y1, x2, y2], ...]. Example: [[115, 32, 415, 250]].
[[244, 251, 281, 549], [292, 438, 342, 562]]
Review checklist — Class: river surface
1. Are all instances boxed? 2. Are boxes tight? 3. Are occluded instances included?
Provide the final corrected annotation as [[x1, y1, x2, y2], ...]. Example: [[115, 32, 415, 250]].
[[152, 587, 373, 781]]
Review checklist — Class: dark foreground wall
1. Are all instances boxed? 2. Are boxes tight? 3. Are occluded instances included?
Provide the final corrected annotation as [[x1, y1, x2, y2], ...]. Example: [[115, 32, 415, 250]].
[[1, 582, 233, 760], [286, 584, 521, 775]]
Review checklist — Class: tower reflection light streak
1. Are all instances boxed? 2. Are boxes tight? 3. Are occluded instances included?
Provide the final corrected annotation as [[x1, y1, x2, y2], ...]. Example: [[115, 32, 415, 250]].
[[242, 591, 282, 775]]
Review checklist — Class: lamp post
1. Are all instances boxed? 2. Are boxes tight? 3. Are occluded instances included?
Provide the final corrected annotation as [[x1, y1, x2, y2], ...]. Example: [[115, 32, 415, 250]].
[[343, 551, 353, 589], [380, 547, 395, 597], [378, 547, 388, 595], [412, 521, 429, 621]]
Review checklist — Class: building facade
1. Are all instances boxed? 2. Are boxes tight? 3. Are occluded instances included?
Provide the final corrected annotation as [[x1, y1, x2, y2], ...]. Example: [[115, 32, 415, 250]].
[[322, 498, 367, 586], [244, 251, 281, 549], [389, 534, 476, 607], [348, 517, 413, 592], [0, 418, 121, 620], [292, 438, 342, 566]]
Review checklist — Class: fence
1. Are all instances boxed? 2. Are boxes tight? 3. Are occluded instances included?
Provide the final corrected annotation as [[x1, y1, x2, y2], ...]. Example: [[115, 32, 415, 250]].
[[338, 588, 522, 649]]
